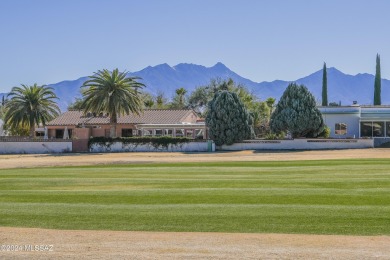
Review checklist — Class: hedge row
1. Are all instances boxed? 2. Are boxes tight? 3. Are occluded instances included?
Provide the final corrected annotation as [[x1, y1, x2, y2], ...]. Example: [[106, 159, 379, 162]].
[[88, 136, 190, 149]]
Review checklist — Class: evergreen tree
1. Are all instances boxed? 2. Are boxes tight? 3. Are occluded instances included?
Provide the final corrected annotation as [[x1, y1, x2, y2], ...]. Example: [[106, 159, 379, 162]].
[[206, 90, 254, 145], [156, 92, 167, 109], [270, 83, 325, 138], [187, 86, 209, 115], [374, 54, 381, 105], [322, 62, 328, 106]]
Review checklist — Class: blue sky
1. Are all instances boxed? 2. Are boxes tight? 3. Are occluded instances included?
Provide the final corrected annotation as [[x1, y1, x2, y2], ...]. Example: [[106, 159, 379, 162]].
[[0, 0, 389, 93]]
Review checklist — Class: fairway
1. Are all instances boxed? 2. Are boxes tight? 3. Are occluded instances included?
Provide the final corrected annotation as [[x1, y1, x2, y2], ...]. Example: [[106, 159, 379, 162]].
[[1, 159, 390, 235]]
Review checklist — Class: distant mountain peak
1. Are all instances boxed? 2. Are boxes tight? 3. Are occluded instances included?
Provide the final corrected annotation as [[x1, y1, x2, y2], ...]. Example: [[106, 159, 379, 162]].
[[173, 63, 206, 70], [153, 63, 171, 69], [327, 67, 341, 72], [8, 62, 387, 112], [212, 62, 229, 69], [327, 67, 346, 75]]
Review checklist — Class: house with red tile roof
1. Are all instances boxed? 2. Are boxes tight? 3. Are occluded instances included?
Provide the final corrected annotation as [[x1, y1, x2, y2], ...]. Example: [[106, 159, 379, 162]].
[[45, 109, 206, 139]]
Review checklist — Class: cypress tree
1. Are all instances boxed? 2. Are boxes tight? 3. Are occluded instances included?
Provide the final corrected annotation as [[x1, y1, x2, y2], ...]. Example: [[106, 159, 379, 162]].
[[322, 62, 328, 106], [374, 54, 381, 105]]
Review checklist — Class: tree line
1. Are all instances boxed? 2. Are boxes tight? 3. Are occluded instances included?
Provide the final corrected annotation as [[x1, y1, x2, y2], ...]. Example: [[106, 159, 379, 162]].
[[67, 76, 277, 138], [0, 53, 384, 140]]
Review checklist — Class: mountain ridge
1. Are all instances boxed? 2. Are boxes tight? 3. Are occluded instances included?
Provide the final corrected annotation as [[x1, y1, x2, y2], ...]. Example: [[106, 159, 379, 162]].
[[1, 63, 389, 111]]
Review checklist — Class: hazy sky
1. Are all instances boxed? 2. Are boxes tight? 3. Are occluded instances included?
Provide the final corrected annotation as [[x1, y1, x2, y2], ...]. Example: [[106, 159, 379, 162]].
[[0, 0, 389, 92]]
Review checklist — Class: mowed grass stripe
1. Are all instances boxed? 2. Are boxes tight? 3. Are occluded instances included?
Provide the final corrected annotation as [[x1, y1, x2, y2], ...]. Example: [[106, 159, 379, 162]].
[[0, 189, 389, 206], [0, 203, 388, 234], [0, 159, 389, 235]]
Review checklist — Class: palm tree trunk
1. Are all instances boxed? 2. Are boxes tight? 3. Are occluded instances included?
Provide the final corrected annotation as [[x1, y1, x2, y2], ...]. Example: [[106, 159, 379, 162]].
[[110, 124, 116, 138], [110, 113, 117, 138], [29, 126, 35, 138], [179, 95, 183, 108]]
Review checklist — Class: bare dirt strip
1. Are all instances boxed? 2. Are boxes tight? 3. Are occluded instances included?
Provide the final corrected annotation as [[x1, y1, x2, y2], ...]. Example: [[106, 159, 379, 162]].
[[0, 228, 389, 259], [1, 148, 390, 169], [1, 149, 390, 259]]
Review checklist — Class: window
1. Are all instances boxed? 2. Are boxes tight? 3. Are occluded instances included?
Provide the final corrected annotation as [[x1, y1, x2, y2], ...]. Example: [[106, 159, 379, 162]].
[[121, 128, 133, 137], [360, 122, 372, 137], [360, 122, 385, 137], [55, 129, 64, 139], [164, 129, 173, 136], [335, 123, 347, 135], [386, 122, 390, 137], [186, 129, 194, 138], [373, 122, 384, 137], [54, 129, 71, 138], [143, 129, 152, 136], [175, 129, 184, 137], [195, 129, 204, 139], [36, 132, 44, 137], [155, 129, 163, 136]]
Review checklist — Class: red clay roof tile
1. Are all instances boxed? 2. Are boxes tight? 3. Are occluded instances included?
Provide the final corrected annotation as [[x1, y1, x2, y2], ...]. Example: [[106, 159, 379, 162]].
[[47, 109, 198, 126]]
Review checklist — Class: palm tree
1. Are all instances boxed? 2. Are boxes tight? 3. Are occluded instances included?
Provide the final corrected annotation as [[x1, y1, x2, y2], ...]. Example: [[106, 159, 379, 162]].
[[175, 87, 187, 108], [265, 97, 276, 114], [144, 99, 154, 108], [156, 92, 166, 109], [4, 84, 60, 137], [81, 68, 145, 138]]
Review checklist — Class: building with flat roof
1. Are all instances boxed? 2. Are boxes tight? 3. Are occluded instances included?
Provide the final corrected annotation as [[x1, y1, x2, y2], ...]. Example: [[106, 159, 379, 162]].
[[319, 106, 390, 145]]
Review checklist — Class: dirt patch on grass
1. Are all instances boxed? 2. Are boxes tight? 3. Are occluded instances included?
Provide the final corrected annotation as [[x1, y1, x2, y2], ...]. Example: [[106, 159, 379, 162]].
[[1, 148, 390, 169], [0, 227, 389, 259]]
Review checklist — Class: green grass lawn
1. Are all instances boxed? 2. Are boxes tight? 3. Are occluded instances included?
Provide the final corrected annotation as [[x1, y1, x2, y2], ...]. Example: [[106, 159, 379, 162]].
[[1, 159, 389, 235]]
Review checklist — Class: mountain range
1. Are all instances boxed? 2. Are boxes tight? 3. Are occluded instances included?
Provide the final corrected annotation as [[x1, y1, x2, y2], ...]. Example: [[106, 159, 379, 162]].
[[1, 62, 389, 112]]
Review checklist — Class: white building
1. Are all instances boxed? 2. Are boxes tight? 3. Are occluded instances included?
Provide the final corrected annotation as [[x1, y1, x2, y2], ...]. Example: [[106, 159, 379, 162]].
[[319, 105, 390, 146]]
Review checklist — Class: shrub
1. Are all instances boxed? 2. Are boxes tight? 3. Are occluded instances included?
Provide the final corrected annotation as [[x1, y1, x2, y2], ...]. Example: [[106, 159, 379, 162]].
[[318, 126, 331, 138], [264, 131, 285, 140]]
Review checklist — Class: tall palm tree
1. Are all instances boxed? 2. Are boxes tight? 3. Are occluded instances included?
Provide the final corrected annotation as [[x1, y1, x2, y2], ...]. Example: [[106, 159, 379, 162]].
[[144, 99, 154, 108], [175, 87, 187, 108], [81, 68, 145, 138], [4, 84, 60, 137], [265, 97, 276, 114]]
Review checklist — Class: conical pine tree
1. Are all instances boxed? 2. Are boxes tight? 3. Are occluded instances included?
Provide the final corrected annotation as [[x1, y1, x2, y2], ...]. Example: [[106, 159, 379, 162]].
[[206, 91, 254, 145], [270, 83, 325, 138]]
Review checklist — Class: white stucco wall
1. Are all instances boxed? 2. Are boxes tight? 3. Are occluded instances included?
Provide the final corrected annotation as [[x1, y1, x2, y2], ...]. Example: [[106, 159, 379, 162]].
[[90, 141, 212, 153], [0, 141, 72, 154], [322, 113, 361, 138], [319, 107, 361, 139], [220, 139, 373, 150]]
